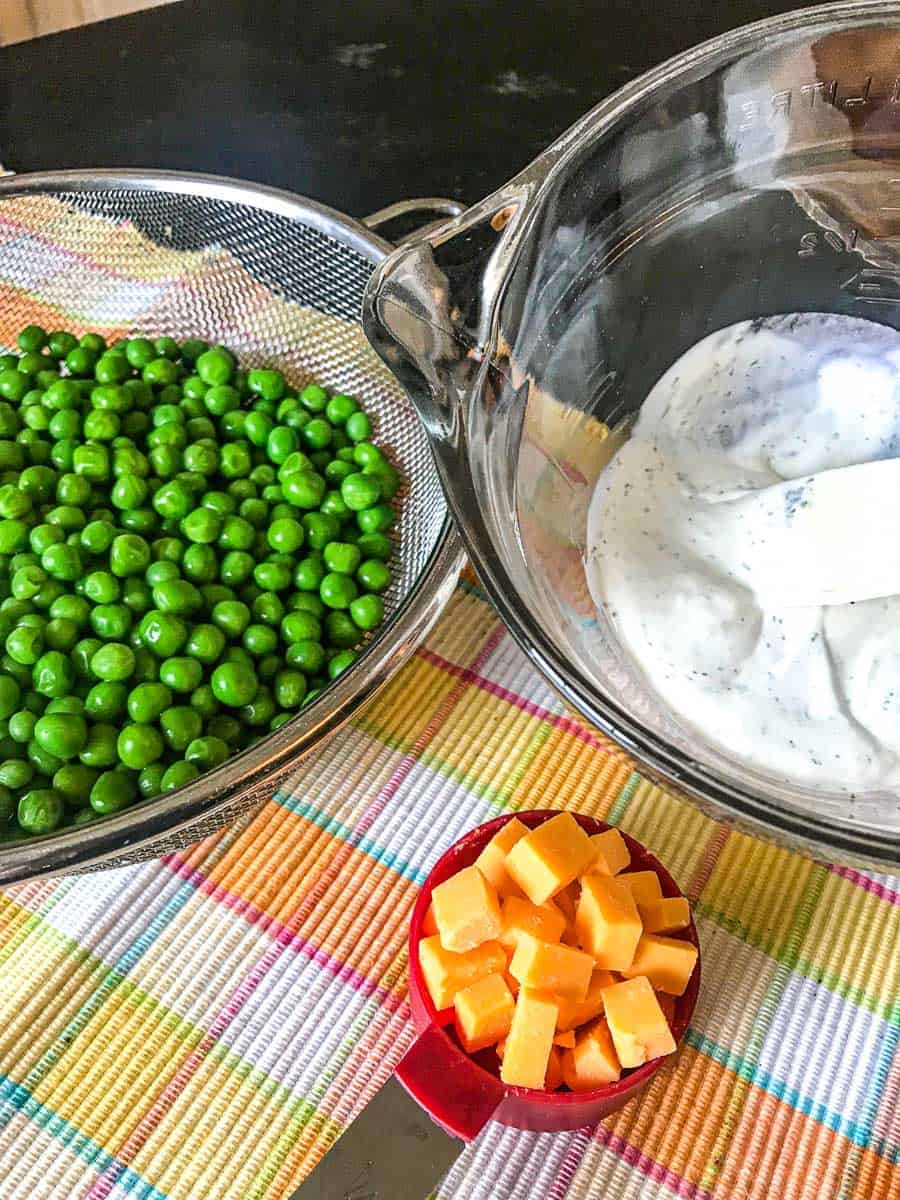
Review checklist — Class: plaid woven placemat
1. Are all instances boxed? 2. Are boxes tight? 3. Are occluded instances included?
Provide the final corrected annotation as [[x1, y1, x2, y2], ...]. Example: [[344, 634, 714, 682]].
[[0, 578, 895, 1200]]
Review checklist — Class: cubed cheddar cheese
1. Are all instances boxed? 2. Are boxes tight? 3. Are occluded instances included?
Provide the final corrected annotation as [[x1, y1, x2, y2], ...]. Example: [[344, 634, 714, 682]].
[[474, 817, 529, 898], [419, 935, 506, 1011], [508, 932, 594, 1001], [431, 864, 502, 953], [575, 874, 642, 970], [499, 895, 566, 950], [454, 972, 515, 1053], [553, 1029, 576, 1048], [619, 870, 663, 907], [561, 1017, 621, 1090], [422, 903, 438, 936], [586, 829, 631, 876], [621, 933, 698, 996], [601, 976, 676, 1068], [505, 813, 596, 905], [500, 988, 558, 1089], [555, 968, 616, 1031], [639, 896, 691, 935], [544, 1045, 564, 1090]]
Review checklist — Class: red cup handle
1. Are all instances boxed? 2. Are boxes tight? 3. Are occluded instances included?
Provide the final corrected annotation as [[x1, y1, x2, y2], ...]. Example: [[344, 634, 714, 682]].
[[395, 1024, 504, 1141]]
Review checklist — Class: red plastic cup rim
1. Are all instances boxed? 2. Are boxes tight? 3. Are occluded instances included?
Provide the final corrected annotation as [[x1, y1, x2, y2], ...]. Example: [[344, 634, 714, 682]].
[[407, 809, 702, 1113]]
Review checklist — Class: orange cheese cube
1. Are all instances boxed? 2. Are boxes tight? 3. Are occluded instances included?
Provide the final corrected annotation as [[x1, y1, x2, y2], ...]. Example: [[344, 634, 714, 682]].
[[508, 932, 594, 1001], [601, 975, 677, 1068], [422, 903, 438, 936], [500, 988, 558, 1089], [586, 829, 631, 876], [561, 1017, 621, 1090], [545, 1045, 564, 1090], [639, 896, 691, 935], [555, 968, 616, 1031], [499, 895, 566, 950], [431, 864, 502, 953], [453, 972, 515, 1053], [575, 874, 642, 970], [553, 1029, 576, 1048], [619, 870, 663, 907], [505, 812, 596, 905], [418, 935, 506, 1011], [475, 818, 529, 898], [620, 934, 698, 995]]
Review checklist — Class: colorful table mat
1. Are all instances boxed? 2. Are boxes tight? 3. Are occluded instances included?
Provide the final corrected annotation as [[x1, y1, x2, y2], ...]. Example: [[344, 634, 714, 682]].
[[0, 579, 894, 1200]]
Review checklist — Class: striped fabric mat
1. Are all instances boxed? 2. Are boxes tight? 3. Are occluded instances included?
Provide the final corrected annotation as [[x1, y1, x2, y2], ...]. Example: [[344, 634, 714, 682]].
[[0, 579, 895, 1200], [0, 189, 895, 1200]]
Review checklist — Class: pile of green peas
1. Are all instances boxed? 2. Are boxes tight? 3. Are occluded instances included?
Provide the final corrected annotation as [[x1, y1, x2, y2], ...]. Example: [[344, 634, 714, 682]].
[[0, 325, 400, 837]]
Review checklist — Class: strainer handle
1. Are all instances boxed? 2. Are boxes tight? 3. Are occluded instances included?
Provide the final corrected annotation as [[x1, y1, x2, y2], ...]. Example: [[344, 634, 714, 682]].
[[362, 197, 465, 245]]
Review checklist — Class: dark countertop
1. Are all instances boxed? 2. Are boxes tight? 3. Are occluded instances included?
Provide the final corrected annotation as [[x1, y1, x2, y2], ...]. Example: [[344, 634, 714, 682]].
[[0, 0, 809, 218]]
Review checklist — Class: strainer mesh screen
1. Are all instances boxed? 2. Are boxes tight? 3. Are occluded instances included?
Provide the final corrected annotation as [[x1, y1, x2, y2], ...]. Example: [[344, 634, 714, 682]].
[[0, 185, 446, 623]]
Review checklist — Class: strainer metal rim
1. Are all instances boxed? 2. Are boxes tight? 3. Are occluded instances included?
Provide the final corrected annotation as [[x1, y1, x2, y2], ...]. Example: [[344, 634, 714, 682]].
[[0, 168, 465, 884]]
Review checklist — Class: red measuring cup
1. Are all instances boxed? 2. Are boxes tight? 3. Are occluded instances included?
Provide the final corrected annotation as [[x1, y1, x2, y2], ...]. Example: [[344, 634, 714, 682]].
[[296, 810, 701, 1198], [398, 809, 701, 1139]]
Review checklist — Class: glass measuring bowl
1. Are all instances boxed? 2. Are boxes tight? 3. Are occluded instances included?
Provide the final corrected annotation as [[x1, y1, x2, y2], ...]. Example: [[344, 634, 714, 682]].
[[365, 2, 900, 869]]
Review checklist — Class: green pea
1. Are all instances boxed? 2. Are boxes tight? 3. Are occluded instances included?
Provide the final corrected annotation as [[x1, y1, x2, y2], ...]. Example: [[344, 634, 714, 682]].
[[8, 709, 35, 743], [211, 661, 258, 707], [18, 789, 63, 834], [90, 769, 137, 813], [184, 736, 230, 770], [211, 600, 250, 638], [189, 683, 219, 719], [184, 623, 225, 665], [85, 680, 129, 721], [323, 542, 361, 575], [110, 533, 151, 577], [196, 349, 234, 386], [345, 411, 372, 442], [300, 383, 329, 412], [282, 471, 326, 510], [34, 713, 87, 760], [126, 681, 172, 723], [117, 723, 165, 770], [152, 578, 203, 616], [357, 504, 395, 534], [329, 649, 357, 678], [293, 553, 325, 592], [137, 610, 188, 658], [324, 610, 361, 650], [0, 759, 32, 789], [159, 655, 202, 693], [325, 394, 359, 425], [32, 650, 74, 697], [286, 639, 326, 674], [274, 669, 307, 709], [138, 762, 166, 799], [160, 706, 202, 751], [357, 560, 392, 592], [320, 572, 358, 610], [53, 763, 98, 807], [281, 611, 322, 643], [89, 604, 132, 639], [79, 723, 119, 768], [90, 643, 135, 683], [161, 759, 200, 792], [181, 507, 221, 544]]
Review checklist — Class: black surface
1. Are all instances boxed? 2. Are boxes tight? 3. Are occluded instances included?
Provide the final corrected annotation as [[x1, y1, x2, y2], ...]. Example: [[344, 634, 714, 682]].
[[0, 0, 812, 218]]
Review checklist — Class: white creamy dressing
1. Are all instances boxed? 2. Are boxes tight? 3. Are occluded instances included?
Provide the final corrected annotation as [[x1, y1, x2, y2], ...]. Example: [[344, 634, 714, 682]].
[[586, 313, 900, 790]]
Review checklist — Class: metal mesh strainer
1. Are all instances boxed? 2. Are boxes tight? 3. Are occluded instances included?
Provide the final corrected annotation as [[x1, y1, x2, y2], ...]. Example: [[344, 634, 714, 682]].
[[0, 169, 463, 884]]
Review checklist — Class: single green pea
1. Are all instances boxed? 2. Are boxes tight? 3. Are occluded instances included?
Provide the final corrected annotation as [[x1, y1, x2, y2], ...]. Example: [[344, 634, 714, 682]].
[[274, 669, 307, 709], [159, 706, 202, 752], [152, 578, 203, 616], [78, 723, 120, 769], [181, 543, 218, 584], [181, 507, 222, 544], [248, 368, 286, 402], [8, 709, 36, 743], [152, 536, 184, 564], [6, 625, 43, 665], [34, 712, 87, 760], [253, 559, 293, 592], [137, 610, 188, 658], [161, 759, 200, 792], [286, 639, 326, 674], [357, 559, 393, 592], [293, 553, 325, 592], [125, 337, 156, 369], [184, 735, 230, 770], [357, 504, 395, 535], [53, 763, 98, 807], [211, 661, 258, 707], [43, 617, 78, 651], [85, 680, 128, 721], [266, 425, 298, 465], [89, 604, 132, 639], [159, 655, 202, 693], [182, 441, 219, 475], [281, 611, 322, 643], [0, 758, 33, 789], [49, 593, 90, 626], [282, 471, 326, 510], [220, 550, 255, 586], [84, 571, 120, 605], [18, 789, 64, 834], [145, 561, 179, 588], [90, 769, 137, 814], [302, 512, 341, 551], [196, 348, 234, 386], [206, 713, 241, 746], [299, 383, 329, 412], [72, 637, 103, 677], [142, 357, 178, 387], [126, 681, 172, 723], [324, 610, 361, 650], [90, 643, 135, 683], [329, 649, 357, 679], [183, 623, 225, 665], [110, 533, 151, 577], [240, 685, 276, 727], [267, 517, 305, 555], [320, 572, 358, 610], [340, 472, 382, 512], [210, 599, 250, 639], [244, 411, 274, 447], [117, 723, 165, 770], [350, 593, 385, 631], [0, 519, 28, 554], [18, 325, 48, 354], [189, 682, 219, 718], [345, 411, 372, 442], [242, 623, 278, 657], [138, 762, 166, 798], [80, 520, 116, 555], [323, 542, 361, 575], [252, 591, 284, 627]]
